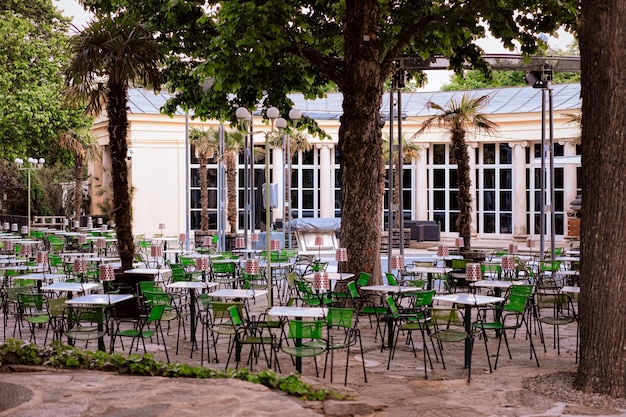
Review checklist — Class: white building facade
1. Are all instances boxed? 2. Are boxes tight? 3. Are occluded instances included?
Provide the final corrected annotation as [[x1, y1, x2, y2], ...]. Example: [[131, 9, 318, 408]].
[[89, 84, 581, 241]]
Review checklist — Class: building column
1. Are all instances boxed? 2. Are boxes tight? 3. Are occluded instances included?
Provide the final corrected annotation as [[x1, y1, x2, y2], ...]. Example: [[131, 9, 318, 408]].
[[272, 147, 284, 221], [414, 144, 429, 220], [468, 143, 478, 237], [318, 144, 333, 217], [561, 141, 579, 214], [511, 141, 528, 239]]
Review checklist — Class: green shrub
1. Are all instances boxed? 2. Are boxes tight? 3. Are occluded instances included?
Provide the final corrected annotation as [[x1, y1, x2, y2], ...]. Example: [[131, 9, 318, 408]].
[[0, 339, 342, 401]]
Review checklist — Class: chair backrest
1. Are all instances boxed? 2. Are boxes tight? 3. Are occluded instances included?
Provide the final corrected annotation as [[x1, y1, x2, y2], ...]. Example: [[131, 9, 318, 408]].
[[19, 293, 46, 310], [14, 279, 36, 288], [347, 281, 359, 299], [179, 257, 196, 267], [451, 259, 473, 270], [143, 290, 171, 307], [47, 297, 67, 317], [386, 272, 398, 286], [412, 289, 435, 309], [326, 307, 355, 329], [227, 305, 244, 327], [356, 272, 371, 287], [503, 292, 531, 314], [287, 319, 325, 340], [509, 284, 533, 297], [386, 296, 400, 319], [211, 301, 243, 321], [137, 281, 161, 296], [146, 304, 166, 324], [429, 307, 464, 328], [539, 260, 562, 272], [212, 261, 235, 274]]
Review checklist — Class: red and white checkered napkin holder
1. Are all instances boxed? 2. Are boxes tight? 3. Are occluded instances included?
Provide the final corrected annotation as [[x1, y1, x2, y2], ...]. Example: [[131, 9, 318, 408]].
[[73, 258, 88, 274], [36, 251, 48, 264], [78, 234, 87, 245], [390, 255, 404, 270], [3, 239, 13, 252], [437, 244, 449, 257], [465, 263, 482, 282], [235, 236, 245, 249], [202, 236, 212, 247], [501, 255, 515, 271], [150, 245, 162, 257], [271, 239, 281, 250], [508, 244, 518, 254], [195, 257, 210, 272], [20, 244, 31, 258], [312, 271, 329, 292], [96, 237, 106, 249], [99, 264, 115, 282], [245, 259, 260, 275], [526, 237, 535, 248], [455, 237, 464, 248]]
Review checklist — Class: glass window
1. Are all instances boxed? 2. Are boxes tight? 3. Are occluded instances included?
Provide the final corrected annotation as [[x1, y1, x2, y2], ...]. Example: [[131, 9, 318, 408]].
[[484, 169, 496, 188], [500, 170, 512, 189], [433, 144, 445, 165], [302, 190, 314, 209], [484, 191, 495, 211], [500, 191, 512, 211], [302, 169, 314, 188], [499, 143, 512, 164], [483, 144, 495, 164], [433, 169, 446, 188], [449, 212, 459, 232], [449, 191, 459, 210], [499, 213, 512, 233], [433, 191, 446, 210], [484, 213, 496, 233], [449, 169, 458, 188]]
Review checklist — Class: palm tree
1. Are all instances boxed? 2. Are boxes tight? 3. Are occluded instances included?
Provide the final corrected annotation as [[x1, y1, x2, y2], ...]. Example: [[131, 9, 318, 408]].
[[189, 127, 219, 231], [417, 94, 497, 250], [58, 126, 102, 222], [64, 15, 164, 270], [383, 134, 422, 229], [223, 130, 245, 233]]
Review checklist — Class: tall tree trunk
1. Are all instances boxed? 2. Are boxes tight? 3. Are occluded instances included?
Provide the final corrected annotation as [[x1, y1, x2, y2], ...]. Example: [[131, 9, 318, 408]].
[[575, 0, 626, 397], [107, 82, 135, 271], [225, 152, 237, 233], [339, 0, 385, 284], [452, 131, 472, 249], [199, 156, 209, 231], [74, 153, 83, 220]]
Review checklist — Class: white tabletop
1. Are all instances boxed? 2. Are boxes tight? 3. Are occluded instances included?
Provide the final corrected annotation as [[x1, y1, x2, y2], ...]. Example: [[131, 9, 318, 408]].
[[152, 237, 180, 242], [405, 266, 453, 274], [470, 280, 526, 289], [43, 282, 99, 292], [433, 293, 505, 306], [209, 289, 267, 299], [66, 293, 134, 306], [124, 268, 164, 275], [0, 265, 45, 272], [303, 272, 354, 282], [361, 285, 421, 293], [561, 286, 580, 294], [258, 261, 295, 268], [267, 306, 327, 319], [556, 256, 580, 262], [167, 281, 218, 290], [14, 273, 66, 281]]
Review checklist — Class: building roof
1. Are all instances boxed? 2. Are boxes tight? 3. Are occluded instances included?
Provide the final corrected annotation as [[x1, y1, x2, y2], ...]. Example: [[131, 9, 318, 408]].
[[128, 83, 581, 120]]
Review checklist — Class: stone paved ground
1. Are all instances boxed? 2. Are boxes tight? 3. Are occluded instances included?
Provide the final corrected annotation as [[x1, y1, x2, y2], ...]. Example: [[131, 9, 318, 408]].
[[2, 245, 626, 416]]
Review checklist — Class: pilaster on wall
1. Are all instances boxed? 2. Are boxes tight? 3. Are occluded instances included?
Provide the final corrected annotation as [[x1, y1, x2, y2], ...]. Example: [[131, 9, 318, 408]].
[[468, 142, 478, 237], [511, 141, 528, 239], [318, 144, 333, 218], [414, 144, 429, 220]]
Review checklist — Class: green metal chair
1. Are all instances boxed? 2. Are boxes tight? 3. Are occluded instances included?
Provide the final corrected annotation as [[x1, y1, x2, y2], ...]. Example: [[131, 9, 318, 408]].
[[280, 319, 327, 377], [323, 307, 367, 385], [225, 305, 278, 371]]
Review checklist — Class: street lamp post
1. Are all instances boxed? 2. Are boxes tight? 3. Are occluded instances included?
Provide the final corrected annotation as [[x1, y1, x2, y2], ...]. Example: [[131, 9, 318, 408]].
[[284, 109, 302, 249], [236, 107, 253, 252], [14, 157, 45, 236]]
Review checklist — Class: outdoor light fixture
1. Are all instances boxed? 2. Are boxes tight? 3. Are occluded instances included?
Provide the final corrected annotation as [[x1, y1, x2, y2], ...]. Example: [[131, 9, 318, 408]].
[[14, 157, 45, 236]]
